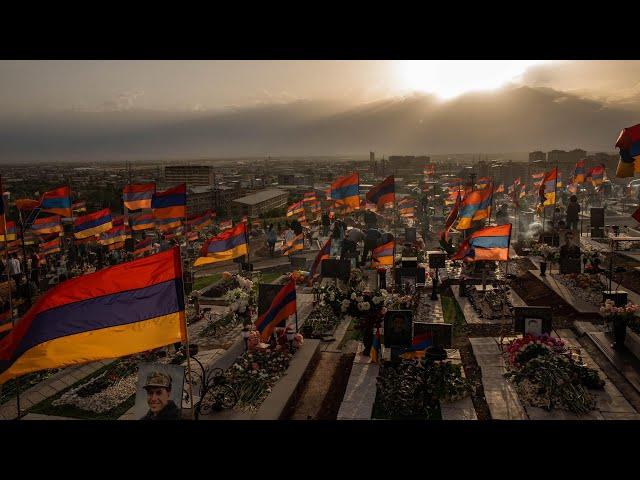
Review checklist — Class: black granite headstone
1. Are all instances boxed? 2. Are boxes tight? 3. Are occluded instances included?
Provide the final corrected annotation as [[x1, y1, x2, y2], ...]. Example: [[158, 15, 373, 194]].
[[383, 310, 413, 348], [514, 306, 552, 336]]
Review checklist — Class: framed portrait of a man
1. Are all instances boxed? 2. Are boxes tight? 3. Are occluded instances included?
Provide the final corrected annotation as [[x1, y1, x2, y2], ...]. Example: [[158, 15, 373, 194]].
[[135, 363, 185, 421], [514, 306, 552, 337], [383, 310, 413, 348]]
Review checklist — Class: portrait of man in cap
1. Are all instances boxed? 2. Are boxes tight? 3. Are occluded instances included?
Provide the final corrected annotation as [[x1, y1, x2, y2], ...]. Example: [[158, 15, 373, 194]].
[[135, 364, 185, 421]]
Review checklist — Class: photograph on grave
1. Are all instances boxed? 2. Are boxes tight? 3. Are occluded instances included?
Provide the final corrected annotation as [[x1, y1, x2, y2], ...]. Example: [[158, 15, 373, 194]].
[[383, 310, 413, 347], [135, 363, 185, 421], [513, 306, 552, 336]]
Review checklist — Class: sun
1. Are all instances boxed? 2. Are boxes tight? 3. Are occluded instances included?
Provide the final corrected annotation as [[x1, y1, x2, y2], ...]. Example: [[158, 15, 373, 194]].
[[395, 60, 549, 100]]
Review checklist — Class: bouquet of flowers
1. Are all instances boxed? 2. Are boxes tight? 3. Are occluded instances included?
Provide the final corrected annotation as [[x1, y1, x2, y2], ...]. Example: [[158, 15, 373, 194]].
[[600, 300, 640, 326], [505, 334, 567, 368], [538, 244, 560, 262]]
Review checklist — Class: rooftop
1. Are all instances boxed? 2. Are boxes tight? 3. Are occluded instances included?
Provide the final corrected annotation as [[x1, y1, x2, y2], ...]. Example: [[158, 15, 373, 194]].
[[232, 189, 288, 206]]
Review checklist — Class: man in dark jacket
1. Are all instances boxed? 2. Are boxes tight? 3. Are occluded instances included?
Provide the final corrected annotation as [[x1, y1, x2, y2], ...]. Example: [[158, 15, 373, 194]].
[[362, 228, 382, 266], [140, 371, 181, 420], [566, 195, 580, 232]]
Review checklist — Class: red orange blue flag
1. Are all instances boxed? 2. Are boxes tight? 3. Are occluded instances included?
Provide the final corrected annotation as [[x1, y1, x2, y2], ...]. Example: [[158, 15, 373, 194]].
[[0, 248, 186, 384]]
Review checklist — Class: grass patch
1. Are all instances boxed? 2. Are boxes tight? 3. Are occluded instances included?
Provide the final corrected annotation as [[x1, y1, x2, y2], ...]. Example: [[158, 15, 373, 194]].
[[337, 316, 361, 351], [28, 361, 136, 420], [193, 273, 222, 291], [441, 295, 466, 335], [259, 271, 283, 284]]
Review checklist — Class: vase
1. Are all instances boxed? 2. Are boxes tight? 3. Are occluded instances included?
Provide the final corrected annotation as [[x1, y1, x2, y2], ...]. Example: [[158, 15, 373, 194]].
[[612, 318, 627, 351], [540, 261, 547, 276]]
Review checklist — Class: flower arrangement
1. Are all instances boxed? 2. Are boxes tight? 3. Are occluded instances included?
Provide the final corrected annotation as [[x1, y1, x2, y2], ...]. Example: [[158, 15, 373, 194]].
[[503, 334, 605, 414], [600, 299, 640, 321], [287, 270, 310, 284], [223, 274, 258, 324], [538, 244, 560, 262], [505, 334, 567, 368], [225, 348, 294, 410]]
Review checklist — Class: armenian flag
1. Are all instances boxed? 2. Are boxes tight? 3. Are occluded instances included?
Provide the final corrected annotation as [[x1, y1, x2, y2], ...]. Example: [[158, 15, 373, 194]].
[[133, 238, 154, 257], [186, 231, 199, 242], [587, 165, 605, 188], [282, 233, 304, 255], [445, 189, 462, 206], [371, 240, 394, 267], [23, 231, 39, 246], [310, 238, 331, 279], [400, 332, 434, 360], [287, 200, 304, 218], [615, 123, 640, 177], [15, 199, 40, 212], [152, 184, 186, 220], [494, 184, 505, 194], [538, 168, 558, 207], [112, 215, 125, 227], [303, 192, 317, 203], [531, 172, 544, 180], [194, 223, 248, 266], [187, 210, 214, 231], [30, 215, 62, 235], [39, 237, 61, 256], [99, 224, 129, 246], [128, 212, 155, 231], [451, 223, 512, 262], [398, 198, 417, 218], [370, 327, 382, 363], [457, 186, 493, 230], [366, 175, 395, 209], [331, 173, 360, 210], [0, 221, 17, 242], [73, 208, 113, 239], [519, 185, 527, 198], [71, 201, 87, 213], [40, 186, 72, 217], [573, 159, 586, 184], [441, 192, 461, 242], [254, 280, 297, 342], [123, 183, 155, 211], [476, 177, 491, 190], [156, 217, 183, 233], [423, 164, 435, 176], [0, 248, 186, 384]]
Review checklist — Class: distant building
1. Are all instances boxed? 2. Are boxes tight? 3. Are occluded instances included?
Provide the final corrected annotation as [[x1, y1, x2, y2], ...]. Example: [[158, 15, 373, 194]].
[[231, 189, 288, 218], [164, 165, 214, 187], [388, 155, 431, 169], [528, 151, 546, 163], [187, 185, 244, 216]]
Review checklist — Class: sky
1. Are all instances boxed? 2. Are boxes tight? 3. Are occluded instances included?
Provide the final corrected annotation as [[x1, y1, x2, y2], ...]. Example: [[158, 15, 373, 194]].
[[1, 60, 639, 161]]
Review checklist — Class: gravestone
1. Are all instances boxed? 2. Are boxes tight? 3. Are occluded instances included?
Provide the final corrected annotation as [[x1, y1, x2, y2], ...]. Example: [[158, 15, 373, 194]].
[[320, 258, 351, 281], [383, 310, 413, 348], [513, 306, 552, 336], [412, 322, 453, 348], [591, 207, 605, 238], [405, 227, 417, 243], [394, 267, 426, 288]]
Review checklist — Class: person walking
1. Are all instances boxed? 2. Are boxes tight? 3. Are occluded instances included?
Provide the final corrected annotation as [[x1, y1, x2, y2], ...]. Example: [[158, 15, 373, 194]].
[[8, 254, 22, 292], [566, 195, 580, 233], [266, 224, 277, 257]]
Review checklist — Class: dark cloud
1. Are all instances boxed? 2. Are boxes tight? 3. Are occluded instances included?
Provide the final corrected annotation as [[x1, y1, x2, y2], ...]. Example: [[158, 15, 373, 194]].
[[0, 85, 638, 163]]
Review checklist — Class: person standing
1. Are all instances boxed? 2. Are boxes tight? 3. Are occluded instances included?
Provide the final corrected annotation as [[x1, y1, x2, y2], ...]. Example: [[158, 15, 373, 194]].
[[266, 224, 277, 257], [341, 226, 365, 263], [30, 251, 41, 290], [362, 228, 381, 266], [8, 254, 21, 292], [566, 195, 580, 233]]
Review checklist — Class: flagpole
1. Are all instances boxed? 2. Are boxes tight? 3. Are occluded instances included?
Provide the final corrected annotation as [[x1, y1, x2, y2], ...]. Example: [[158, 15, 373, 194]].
[[178, 243, 196, 419]]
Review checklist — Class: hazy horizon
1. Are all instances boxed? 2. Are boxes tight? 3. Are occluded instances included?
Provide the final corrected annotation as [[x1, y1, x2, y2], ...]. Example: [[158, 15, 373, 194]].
[[1, 60, 638, 163]]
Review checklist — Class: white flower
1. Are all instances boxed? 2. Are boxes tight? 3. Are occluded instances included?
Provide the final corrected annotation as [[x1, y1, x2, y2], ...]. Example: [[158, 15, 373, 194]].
[[351, 292, 357, 300], [329, 293, 335, 301], [356, 296, 364, 303]]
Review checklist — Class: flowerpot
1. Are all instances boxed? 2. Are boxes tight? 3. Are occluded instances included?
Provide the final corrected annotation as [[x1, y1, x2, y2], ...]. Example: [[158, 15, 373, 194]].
[[613, 318, 627, 350], [539, 261, 547, 276]]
